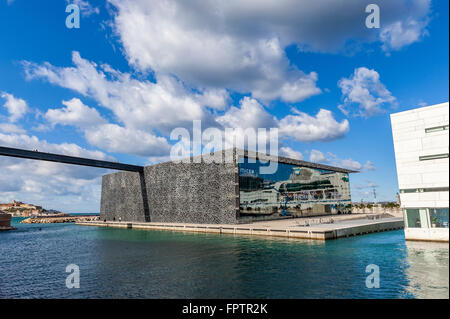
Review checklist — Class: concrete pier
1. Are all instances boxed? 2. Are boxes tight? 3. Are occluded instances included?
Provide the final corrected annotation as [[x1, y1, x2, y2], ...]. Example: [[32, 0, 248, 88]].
[[77, 214, 404, 240]]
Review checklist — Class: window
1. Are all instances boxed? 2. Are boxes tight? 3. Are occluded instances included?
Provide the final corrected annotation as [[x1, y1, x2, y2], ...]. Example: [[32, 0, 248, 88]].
[[400, 187, 449, 194], [406, 209, 421, 228], [405, 209, 428, 228], [429, 208, 449, 228], [419, 153, 449, 161], [425, 125, 449, 133], [425, 187, 450, 192], [400, 189, 418, 194]]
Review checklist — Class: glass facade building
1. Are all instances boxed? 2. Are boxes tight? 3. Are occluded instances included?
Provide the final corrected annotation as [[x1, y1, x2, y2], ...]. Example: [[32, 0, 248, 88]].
[[238, 157, 352, 219]]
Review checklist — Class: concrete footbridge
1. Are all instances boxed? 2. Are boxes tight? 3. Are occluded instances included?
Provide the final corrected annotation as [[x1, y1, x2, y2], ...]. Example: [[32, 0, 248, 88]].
[[1, 145, 151, 222], [0, 146, 144, 172]]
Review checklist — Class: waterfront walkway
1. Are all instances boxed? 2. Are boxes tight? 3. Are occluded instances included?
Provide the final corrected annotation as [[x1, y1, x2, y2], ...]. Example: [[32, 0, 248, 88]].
[[77, 213, 404, 240]]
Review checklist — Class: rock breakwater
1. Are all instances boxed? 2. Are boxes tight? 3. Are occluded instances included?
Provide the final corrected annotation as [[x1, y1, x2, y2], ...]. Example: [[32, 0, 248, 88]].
[[21, 215, 99, 224]]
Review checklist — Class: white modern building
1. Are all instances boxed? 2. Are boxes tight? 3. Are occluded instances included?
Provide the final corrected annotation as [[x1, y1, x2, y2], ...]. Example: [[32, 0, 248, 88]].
[[391, 102, 449, 242]]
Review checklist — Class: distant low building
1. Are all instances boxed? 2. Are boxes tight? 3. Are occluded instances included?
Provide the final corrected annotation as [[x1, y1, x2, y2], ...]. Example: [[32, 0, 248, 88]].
[[391, 102, 449, 242], [0, 203, 13, 210], [0, 201, 62, 217]]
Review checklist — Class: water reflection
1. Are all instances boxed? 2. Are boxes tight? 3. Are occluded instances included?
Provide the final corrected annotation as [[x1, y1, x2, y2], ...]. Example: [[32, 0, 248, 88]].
[[405, 241, 449, 299], [1, 221, 448, 299]]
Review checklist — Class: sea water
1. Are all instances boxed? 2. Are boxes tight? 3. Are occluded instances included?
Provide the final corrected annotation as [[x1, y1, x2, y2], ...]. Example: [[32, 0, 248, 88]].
[[0, 218, 448, 299]]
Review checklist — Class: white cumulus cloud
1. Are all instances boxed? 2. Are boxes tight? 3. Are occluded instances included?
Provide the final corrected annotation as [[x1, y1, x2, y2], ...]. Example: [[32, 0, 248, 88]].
[[216, 97, 277, 129], [107, 0, 430, 103], [85, 124, 171, 157], [23, 52, 224, 135], [108, 0, 327, 103], [45, 98, 106, 129], [338, 67, 397, 117], [278, 109, 349, 142], [0, 123, 26, 134], [44, 97, 172, 157], [1, 92, 29, 122]]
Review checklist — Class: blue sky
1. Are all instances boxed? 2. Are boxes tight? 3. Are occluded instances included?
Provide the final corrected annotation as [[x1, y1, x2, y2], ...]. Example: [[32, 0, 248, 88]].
[[0, 0, 448, 212]]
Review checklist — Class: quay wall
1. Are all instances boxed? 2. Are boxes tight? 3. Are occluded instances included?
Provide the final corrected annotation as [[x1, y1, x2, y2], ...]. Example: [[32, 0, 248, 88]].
[[78, 217, 404, 241]]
